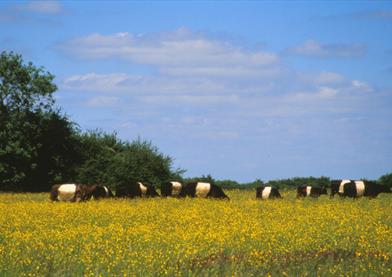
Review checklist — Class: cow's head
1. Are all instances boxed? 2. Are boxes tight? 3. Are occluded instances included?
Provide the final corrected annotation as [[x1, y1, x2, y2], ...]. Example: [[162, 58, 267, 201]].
[[92, 185, 114, 199], [79, 184, 97, 201], [147, 185, 160, 197]]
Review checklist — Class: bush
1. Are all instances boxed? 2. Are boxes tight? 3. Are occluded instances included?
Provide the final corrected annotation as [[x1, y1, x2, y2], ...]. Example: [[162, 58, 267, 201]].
[[74, 131, 184, 190], [378, 172, 392, 188]]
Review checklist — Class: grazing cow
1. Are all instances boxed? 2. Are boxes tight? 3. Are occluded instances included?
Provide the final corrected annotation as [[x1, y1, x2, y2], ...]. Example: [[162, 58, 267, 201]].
[[256, 186, 282, 199], [297, 185, 327, 198], [50, 184, 98, 202], [161, 181, 184, 197], [179, 182, 229, 199], [116, 182, 160, 198], [93, 185, 114, 199], [330, 179, 391, 198], [330, 179, 351, 198]]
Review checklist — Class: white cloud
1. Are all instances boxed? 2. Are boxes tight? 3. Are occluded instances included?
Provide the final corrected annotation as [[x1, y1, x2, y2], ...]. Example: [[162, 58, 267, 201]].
[[286, 40, 366, 58], [313, 72, 346, 85], [62, 72, 227, 94], [61, 70, 374, 116], [139, 94, 240, 105], [318, 87, 339, 98], [16, 1, 63, 14], [86, 96, 119, 107], [354, 10, 392, 19], [351, 80, 373, 93], [57, 28, 280, 79], [58, 29, 376, 121]]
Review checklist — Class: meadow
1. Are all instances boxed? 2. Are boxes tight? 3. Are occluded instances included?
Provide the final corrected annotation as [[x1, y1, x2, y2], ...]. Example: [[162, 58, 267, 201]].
[[0, 190, 391, 276]]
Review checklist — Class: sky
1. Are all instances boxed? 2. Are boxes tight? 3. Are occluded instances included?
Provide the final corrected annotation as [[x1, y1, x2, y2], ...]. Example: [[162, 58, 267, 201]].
[[1, 1, 392, 182]]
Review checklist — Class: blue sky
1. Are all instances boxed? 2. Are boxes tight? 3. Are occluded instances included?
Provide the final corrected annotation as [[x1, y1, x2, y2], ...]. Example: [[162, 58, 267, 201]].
[[1, 1, 392, 182]]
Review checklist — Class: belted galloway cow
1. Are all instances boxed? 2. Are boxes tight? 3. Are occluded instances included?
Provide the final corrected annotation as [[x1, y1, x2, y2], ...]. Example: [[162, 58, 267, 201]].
[[256, 186, 282, 199], [161, 181, 184, 197], [297, 185, 327, 198], [330, 179, 391, 198], [93, 185, 114, 199], [116, 182, 160, 198], [50, 184, 98, 202], [179, 182, 229, 199]]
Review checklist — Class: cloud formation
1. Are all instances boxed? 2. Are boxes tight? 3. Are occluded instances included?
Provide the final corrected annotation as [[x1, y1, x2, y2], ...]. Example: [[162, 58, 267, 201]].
[[286, 40, 366, 58], [58, 28, 281, 79], [52, 27, 392, 181], [59, 29, 375, 117], [15, 1, 63, 14], [0, 0, 63, 25]]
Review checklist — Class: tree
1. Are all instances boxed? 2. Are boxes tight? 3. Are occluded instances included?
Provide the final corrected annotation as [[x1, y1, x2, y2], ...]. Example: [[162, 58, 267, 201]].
[[0, 51, 56, 114], [0, 51, 78, 191], [75, 131, 125, 187], [0, 51, 184, 192], [378, 172, 392, 188], [75, 131, 184, 190]]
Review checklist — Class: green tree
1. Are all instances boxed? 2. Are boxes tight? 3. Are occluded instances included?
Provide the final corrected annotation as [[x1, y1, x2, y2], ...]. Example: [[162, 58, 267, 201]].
[[75, 131, 125, 186], [0, 51, 184, 192], [378, 172, 392, 188], [0, 51, 78, 191], [75, 131, 184, 190]]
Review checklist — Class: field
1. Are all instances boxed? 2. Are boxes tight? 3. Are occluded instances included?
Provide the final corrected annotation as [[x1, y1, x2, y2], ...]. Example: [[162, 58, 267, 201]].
[[1, 190, 391, 276]]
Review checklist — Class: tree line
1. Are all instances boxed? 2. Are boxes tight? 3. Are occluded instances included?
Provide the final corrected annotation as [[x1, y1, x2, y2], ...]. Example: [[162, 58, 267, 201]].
[[0, 51, 183, 192], [1, 51, 391, 192]]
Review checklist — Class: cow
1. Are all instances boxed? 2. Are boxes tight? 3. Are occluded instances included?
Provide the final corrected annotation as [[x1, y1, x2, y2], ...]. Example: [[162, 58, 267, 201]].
[[179, 182, 229, 199], [50, 184, 98, 202], [93, 185, 114, 199], [330, 179, 391, 198], [116, 182, 160, 198], [256, 186, 282, 199], [160, 181, 184, 197], [297, 185, 327, 198]]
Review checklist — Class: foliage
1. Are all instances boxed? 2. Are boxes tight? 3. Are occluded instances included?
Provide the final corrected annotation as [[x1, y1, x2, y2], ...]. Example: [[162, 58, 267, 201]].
[[379, 172, 392, 188], [75, 131, 184, 190], [0, 51, 183, 191], [0, 51, 56, 114], [0, 51, 79, 191], [1, 191, 392, 276], [183, 175, 263, 189], [266, 176, 330, 189], [184, 174, 215, 184]]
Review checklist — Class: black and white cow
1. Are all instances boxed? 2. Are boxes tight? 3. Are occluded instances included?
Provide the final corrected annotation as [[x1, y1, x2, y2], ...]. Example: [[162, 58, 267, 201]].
[[93, 185, 114, 199], [116, 182, 160, 198], [160, 181, 184, 197], [179, 182, 229, 199], [297, 185, 327, 198], [50, 184, 97, 202], [330, 179, 391, 198], [256, 186, 282, 199]]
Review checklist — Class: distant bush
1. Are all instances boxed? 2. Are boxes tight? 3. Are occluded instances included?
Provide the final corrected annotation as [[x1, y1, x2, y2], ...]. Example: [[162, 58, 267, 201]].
[[378, 172, 392, 188], [266, 176, 330, 189], [74, 131, 185, 190]]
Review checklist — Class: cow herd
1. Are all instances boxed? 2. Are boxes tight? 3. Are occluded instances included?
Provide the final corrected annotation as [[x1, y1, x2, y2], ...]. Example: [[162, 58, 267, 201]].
[[50, 179, 391, 202]]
